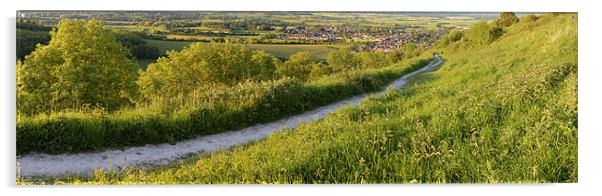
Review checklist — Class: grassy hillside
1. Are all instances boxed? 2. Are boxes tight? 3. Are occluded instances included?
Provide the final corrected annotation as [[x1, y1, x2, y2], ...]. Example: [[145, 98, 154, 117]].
[[37, 14, 577, 184]]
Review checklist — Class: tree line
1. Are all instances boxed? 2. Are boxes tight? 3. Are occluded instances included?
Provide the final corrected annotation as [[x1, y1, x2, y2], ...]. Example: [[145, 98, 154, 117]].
[[17, 20, 161, 61]]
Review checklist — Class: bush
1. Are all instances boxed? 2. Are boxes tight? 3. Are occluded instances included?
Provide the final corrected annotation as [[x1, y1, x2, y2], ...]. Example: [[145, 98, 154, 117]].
[[466, 21, 503, 45], [437, 30, 464, 48], [356, 51, 391, 69], [521, 14, 539, 23], [497, 12, 520, 27], [115, 31, 161, 59], [326, 47, 361, 71], [131, 44, 161, 59], [276, 51, 317, 80]]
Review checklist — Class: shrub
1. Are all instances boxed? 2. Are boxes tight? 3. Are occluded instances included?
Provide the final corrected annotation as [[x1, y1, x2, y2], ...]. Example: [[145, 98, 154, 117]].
[[276, 51, 317, 80], [326, 47, 361, 71], [497, 12, 520, 27], [466, 21, 503, 45], [521, 14, 539, 23]]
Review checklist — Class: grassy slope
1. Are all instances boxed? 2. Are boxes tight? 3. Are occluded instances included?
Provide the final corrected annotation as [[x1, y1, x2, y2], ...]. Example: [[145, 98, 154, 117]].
[[47, 14, 577, 184]]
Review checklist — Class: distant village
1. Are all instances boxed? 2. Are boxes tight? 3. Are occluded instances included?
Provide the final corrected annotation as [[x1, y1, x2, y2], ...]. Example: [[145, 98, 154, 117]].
[[268, 25, 456, 52]]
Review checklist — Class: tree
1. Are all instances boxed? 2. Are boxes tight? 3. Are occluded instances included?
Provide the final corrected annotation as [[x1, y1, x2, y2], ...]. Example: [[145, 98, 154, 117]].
[[114, 31, 161, 60], [17, 29, 50, 60], [137, 42, 278, 103], [437, 30, 464, 48], [521, 14, 539, 23], [309, 62, 331, 80], [18, 19, 139, 115], [401, 42, 420, 59], [131, 44, 161, 59], [276, 51, 317, 80], [387, 48, 405, 63], [356, 51, 390, 69], [447, 30, 464, 42], [497, 12, 520, 28], [252, 50, 278, 81], [466, 21, 502, 45], [326, 47, 360, 71]]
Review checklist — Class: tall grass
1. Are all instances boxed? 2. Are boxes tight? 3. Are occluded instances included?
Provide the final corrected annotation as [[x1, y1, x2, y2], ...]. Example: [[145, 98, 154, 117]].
[[17, 57, 432, 155], [45, 14, 577, 184]]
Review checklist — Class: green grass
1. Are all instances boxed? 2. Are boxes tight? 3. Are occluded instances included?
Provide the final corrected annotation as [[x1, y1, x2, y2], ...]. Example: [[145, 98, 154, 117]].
[[41, 14, 577, 184], [145, 39, 192, 55], [145, 39, 341, 60]]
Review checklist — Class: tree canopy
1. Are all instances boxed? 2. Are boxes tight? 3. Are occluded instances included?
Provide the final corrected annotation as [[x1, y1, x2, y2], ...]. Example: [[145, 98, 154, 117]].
[[276, 51, 317, 80], [326, 47, 360, 71], [18, 19, 139, 115], [114, 31, 161, 59], [497, 12, 520, 28], [466, 21, 503, 45], [137, 42, 278, 103]]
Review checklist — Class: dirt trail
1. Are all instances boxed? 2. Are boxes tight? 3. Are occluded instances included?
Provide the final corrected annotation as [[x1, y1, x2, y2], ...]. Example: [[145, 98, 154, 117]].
[[17, 55, 443, 178]]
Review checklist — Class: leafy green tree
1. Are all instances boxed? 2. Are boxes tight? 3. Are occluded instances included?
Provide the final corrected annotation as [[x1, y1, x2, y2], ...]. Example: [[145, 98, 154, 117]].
[[401, 43, 420, 59], [276, 51, 317, 80], [114, 31, 146, 48], [447, 30, 464, 42], [326, 47, 360, 71], [437, 30, 464, 48], [497, 12, 520, 27], [521, 14, 539, 23], [387, 48, 405, 63], [308, 62, 332, 79], [18, 19, 139, 115], [138, 42, 278, 103], [356, 51, 390, 69], [131, 44, 161, 59], [114, 31, 161, 60], [251, 50, 278, 81], [466, 21, 502, 45]]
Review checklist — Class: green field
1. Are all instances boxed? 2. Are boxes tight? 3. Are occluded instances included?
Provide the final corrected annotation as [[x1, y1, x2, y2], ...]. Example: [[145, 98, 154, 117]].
[[34, 14, 577, 184], [146, 39, 342, 60]]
